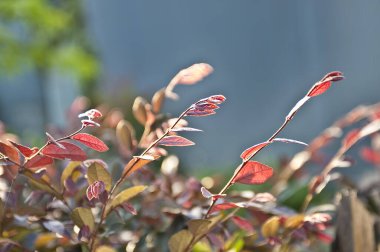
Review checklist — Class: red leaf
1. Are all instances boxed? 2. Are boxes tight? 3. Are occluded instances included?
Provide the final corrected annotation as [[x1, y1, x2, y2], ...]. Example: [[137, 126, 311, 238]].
[[307, 71, 344, 97], [0, 141, 20, 164], [315, 232, 333, 244], [185, 109, 216, 117], [72, 133, 109, 152], [209, 202, 240, 214], [342, 129, 360, 149], [231, 216, 254, 232], [194, 102, 219, 110], [321, 71, 344, 82], [207, 95, 226, 104], [158, 135, 195, 147], [25, 155, 54, 169], [42, 142, 87, 161], [361, 147, 380, 165], [307, 81, 332, 97], [240, 142, 270, 161], [8, 140, 38, 158], [121, 202, 137, 215], [232, 161, 273, 185]]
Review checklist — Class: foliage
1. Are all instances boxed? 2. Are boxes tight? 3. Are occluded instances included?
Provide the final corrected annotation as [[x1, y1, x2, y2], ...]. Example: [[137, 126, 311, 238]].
[[0, 0, 98, 85], [1, 63, 380, 252]]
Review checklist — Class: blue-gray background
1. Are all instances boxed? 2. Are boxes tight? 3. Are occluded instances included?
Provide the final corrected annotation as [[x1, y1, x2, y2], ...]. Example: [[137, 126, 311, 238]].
[[1, 1, 380, 170]]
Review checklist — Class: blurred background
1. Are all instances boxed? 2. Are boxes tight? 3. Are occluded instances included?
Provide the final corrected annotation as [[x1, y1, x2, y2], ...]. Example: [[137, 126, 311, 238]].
[[0, 0, 380, 174]]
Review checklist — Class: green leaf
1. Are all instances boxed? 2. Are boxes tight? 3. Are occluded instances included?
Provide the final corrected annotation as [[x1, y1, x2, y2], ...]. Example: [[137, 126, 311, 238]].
[[61, 161, 82, 188], [105, 185, 146, 215], [224, 232, 244, 251], [87, 161, 112, 191], [71, 207, 95, 231], [23, 170, 62, 199], [168, 230, 193, 252], [187, 219, 211, 239], [192, 240, 212, 252]]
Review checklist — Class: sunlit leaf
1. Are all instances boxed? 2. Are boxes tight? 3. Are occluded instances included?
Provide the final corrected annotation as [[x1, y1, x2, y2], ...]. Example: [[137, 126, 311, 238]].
[[307, 71, 344, 97], [106, 185, 146, 215], [185, 109, 216, 117], [87, 161, 112, 191], [240, 142, 270, 161], [273, 138, 308, 146], [25, 155, 54, 169], [359, 119, 380, 138], [42, 142, 87, 161], [177, 63, 214, 85], [171, 127, 203, 132], [0, 141, 20, 164], [286, 96, 311, 120], [133, 154, 159, 161], [152, 88, 166, 113], [307, 81, 332, 97], [158, 135, 195, 147], [71, 207, 95, 231], [232, 161, 273, 185], [8, 140, 38, 158], [116, 120, 135, 151], [132, 96, 148, 125], [122, 157, 153, 178], [261, 216, 280, 238], [72, 133, 109, 152], [168, 230, 194, 252], [342, 129, 360, 150]]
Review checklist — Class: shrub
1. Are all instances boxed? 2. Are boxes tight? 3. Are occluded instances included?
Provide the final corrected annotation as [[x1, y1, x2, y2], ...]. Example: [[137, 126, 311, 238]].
[[0, 63, 379, 252]]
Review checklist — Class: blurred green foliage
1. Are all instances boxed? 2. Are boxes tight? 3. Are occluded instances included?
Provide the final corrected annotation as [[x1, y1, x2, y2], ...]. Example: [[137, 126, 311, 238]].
[[0, 0, 98, 90]]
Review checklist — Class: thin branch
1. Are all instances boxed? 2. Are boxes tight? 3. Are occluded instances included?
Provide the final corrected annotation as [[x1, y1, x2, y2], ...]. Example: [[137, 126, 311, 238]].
[[88, 107, 192, 251]]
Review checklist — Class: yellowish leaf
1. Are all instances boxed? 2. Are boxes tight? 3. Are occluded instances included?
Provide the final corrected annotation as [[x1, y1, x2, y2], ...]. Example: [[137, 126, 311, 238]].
[[285, 215, 305, 230], [168, 230, 193, 252], [71, 207, 95, 231], [95, 245, 117, 252], [87, 162, 112, 191], [105, 185, 147, 215], [61, 161, 82, 187], [261, 216, 280, 238]]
